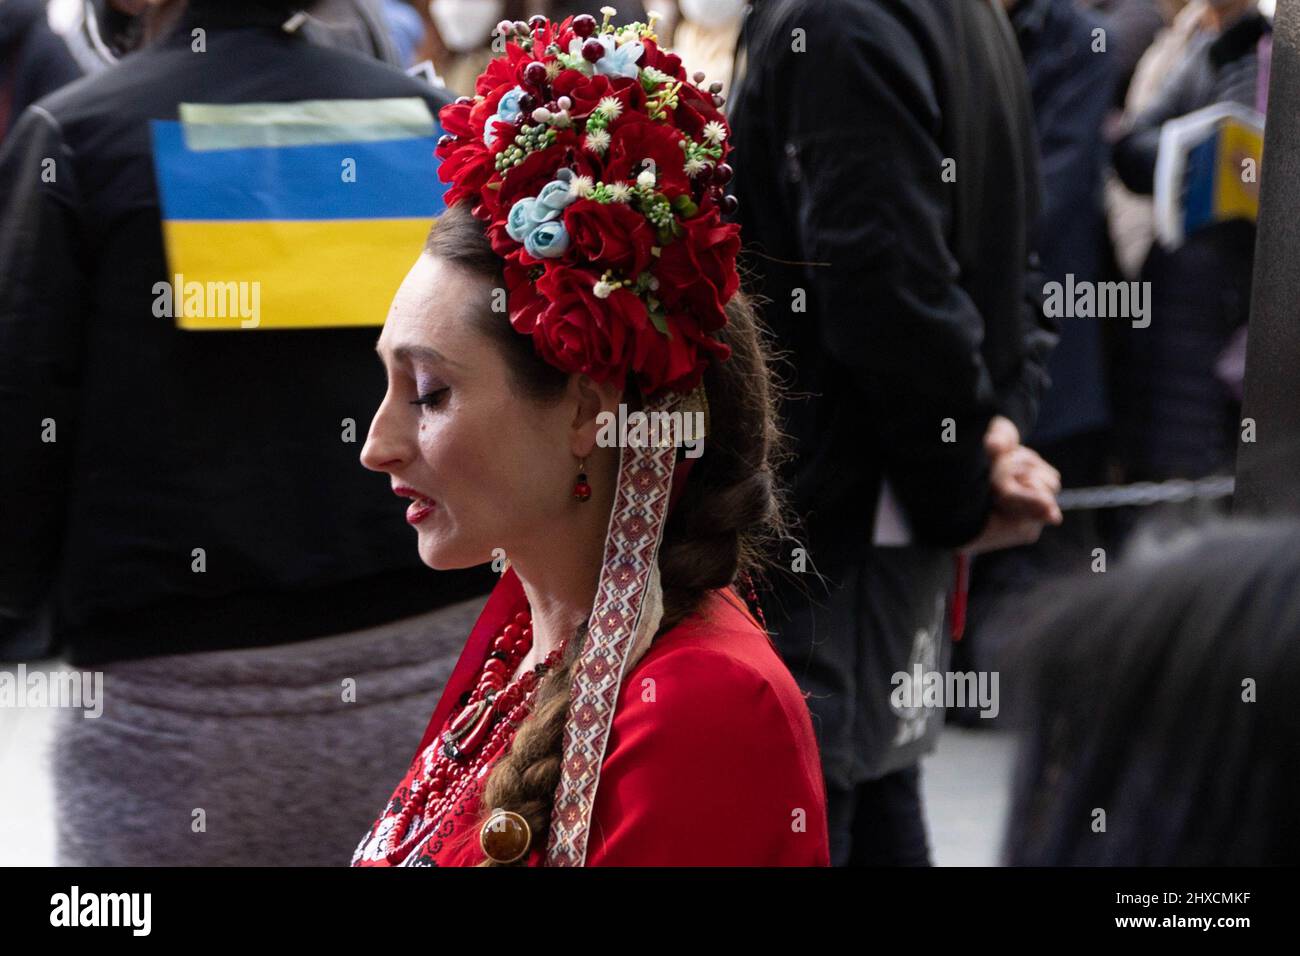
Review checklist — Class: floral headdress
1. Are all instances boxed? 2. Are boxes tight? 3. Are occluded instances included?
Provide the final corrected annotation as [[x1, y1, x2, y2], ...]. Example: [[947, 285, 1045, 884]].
[[434, 8, 740, 397], [432, 11, 741, 867]]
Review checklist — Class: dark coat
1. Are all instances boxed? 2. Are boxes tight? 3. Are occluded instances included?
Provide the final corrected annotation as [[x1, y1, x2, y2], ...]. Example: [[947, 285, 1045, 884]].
[[729, 0, 1057, 559], [1011, 0, 1117, 444], [0, 0, 81, 143], [0, 7, 491, 664], [729, 0, 1056, 784]]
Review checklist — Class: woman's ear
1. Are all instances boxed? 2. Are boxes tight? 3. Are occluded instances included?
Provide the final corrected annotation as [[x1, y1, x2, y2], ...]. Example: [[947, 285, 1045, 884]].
[[569, 373, 624, 458]]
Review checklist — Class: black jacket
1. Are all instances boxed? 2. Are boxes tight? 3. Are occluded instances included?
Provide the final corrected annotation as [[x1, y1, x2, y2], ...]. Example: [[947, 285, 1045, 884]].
[[0, 8, 492, 665], [729, 0, 1056, 557], [0, 0, 81, 143]]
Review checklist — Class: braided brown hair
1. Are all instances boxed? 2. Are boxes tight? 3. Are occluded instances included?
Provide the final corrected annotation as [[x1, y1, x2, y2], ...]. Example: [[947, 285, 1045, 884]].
[[423, 202, 789, 864]]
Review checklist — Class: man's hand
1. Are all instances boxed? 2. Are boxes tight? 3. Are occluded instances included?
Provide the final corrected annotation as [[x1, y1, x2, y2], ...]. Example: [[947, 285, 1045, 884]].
[[984, 415, 1021, 458], [991, 445, 1062, 524], [961, 507, 1049, 555], [962, 415, 1063, 554]]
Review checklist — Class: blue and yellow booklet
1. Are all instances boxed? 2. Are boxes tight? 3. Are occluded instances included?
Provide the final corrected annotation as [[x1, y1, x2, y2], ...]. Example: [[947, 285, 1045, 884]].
[[1154, 101, 1264, 250]]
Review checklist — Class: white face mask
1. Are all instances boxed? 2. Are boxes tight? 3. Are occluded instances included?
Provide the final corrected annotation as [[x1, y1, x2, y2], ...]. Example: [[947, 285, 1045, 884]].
[[429, 0, 507, 53], [679, 0, 747, 31]]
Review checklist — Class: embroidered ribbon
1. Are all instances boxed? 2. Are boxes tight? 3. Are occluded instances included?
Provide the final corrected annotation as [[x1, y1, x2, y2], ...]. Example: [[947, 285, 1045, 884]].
[[545, 389, 683, 866]]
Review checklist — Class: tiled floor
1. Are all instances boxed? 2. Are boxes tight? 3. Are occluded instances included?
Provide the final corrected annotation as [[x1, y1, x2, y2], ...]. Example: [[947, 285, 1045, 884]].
[[1, 658, 1015, 867]]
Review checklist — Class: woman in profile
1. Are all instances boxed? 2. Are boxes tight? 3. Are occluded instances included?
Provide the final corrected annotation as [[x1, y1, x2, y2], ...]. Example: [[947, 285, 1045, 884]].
[[1001, 519, 1300, 866], [350, 12, 829, 867]]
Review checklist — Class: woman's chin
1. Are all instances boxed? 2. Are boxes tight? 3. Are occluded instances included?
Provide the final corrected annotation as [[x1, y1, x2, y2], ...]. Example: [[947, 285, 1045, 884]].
[[417, 540, 455, 571], [416, 533, 480, 572]]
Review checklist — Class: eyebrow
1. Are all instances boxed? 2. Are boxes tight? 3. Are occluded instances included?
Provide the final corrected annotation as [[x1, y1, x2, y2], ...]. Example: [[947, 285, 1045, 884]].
[[382, 343, 466, 370]]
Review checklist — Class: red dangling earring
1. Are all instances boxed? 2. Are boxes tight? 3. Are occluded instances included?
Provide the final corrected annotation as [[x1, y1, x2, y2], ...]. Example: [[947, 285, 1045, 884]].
[[572, 459, 591, 502]]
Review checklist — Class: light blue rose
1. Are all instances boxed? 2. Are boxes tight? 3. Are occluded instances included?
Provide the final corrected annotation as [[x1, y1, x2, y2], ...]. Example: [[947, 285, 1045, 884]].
[[536, 179, 578, 214], [506, 198, 548, 242], [483, 86, 528, 148], [567, 35, 644, 80], [523, 220, 570, 258], [497, 86, 526, 124], [595, 38, 643, 79]]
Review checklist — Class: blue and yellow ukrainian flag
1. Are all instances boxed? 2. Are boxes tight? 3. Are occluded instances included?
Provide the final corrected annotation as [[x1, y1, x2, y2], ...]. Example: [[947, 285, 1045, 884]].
[[150, 98, 445, 330]]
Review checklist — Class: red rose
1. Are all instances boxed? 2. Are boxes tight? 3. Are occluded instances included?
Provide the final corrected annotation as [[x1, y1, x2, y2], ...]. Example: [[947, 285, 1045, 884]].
[[437, 99, 474, 138], [653, 207, 740, 330], [602, 115, 690, 199], [552, 15, 577, 50], [637, 39, 685, 81], [548, 72, 646, 125], [633, 308, 731, 395], [530, 263, 731, 395], [436, 143, 493, 209], [475, 85, 512, 133], [532, 266, 648, 385], [435, 100, 495, 207], [567, 147, 604, 185], [434, 84, 518, 210], [504, 252, 546, 334], [476, 44, 532, 97], [672, 81, 726, 142], [657, 52, 684, 80], [535, 16, 567, 50], [608, 75, 648, 114], [563, 199, 655, 276], [551, 71, 614, 121], [630, 310, 700, 395], [486, 218, 518, 260]]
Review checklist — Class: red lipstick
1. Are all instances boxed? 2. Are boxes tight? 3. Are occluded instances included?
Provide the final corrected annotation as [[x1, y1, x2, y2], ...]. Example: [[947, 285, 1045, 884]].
[[393, 485, 437, 525]]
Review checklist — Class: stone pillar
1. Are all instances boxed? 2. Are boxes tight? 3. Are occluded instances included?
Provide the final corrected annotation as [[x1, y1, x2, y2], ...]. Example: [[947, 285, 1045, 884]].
[[1236, 0, 1300, 514]]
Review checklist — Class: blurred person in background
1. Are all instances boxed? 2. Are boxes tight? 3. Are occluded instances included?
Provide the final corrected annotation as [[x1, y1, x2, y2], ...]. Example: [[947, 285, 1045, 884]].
[[0, 0, 492, 864], [1110, 0, 1268, 484], [295, 0, 407, 64], [423, 0, 530, 94], [381, 0, 424, 65], [730, 0, 1061, 865], [1077, 0, 1165, 107], [1001, 519, 1300, 865], [49, 0, 183, 72], [1104, 0, 1204, 282], [667, 0, 745, 97], [422, 0, 533, 93], [50, 0, 404, 72], [0, 0, 81, 142], [956, 0, 1119, 721]]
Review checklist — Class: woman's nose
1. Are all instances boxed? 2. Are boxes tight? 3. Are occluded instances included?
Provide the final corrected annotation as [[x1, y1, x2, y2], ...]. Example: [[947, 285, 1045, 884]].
[[360, 398, 406, 473]]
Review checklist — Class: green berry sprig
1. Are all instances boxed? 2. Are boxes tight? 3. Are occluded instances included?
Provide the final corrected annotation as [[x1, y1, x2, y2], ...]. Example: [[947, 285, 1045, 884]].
[[494, 124, 559, 174]]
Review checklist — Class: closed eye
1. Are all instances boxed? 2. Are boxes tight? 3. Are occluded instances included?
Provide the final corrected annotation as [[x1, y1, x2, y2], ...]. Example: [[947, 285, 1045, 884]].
[[410, 388, 449, 408]]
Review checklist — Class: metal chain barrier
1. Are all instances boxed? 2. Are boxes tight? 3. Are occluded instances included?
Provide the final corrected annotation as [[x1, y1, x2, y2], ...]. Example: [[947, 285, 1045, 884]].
[[1055, 475, 1236, 511]]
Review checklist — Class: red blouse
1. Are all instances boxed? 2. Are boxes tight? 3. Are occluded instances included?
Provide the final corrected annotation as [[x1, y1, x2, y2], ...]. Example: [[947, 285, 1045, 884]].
[[352, 574, 829, 866]]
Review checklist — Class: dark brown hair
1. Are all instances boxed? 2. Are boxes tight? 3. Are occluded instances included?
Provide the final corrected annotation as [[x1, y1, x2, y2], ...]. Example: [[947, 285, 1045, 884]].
[[423, 201, 788, 863]]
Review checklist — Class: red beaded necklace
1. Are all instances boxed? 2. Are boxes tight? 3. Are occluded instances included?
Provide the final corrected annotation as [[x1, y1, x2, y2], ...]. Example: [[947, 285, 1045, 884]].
[[383, 611, 565, 862]]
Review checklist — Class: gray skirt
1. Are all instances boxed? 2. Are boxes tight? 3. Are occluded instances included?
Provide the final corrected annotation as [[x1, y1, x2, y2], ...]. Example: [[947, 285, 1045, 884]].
[[52, 595, 487, 866]]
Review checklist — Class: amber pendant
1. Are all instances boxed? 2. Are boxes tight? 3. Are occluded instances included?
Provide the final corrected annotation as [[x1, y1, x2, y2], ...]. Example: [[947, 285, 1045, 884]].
[[480, 808, 532, 864]]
